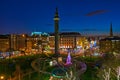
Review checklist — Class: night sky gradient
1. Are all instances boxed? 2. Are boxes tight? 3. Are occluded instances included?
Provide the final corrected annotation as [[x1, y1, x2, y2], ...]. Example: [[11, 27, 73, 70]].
[[0, 0, 120, 35]]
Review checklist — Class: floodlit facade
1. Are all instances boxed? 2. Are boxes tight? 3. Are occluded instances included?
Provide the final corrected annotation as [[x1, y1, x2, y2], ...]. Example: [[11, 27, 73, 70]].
[[59, 32, 81, 49], [26, 32, 49, 53], [49, 32, 89, 50], [0, 32, 90, 53]]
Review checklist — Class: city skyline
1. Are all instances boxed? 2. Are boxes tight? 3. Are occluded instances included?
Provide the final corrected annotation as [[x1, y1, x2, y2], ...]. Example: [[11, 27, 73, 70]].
[[0, 0, 120, 34]]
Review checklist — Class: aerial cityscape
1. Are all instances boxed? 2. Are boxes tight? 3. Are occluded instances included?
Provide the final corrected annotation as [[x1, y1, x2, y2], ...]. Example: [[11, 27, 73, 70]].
[[0, 0, 120, 80]]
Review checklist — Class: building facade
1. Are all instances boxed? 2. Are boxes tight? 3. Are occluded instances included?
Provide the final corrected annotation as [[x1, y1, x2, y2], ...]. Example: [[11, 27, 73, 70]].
[[100, 37, 120, 53], [26, 32, 49, 53], [49, 32, 89, 50], [59, 32, 81, 49], [99, 23, 120, 53], [0, 34, 27, 52], [0, 35, 10, 52]]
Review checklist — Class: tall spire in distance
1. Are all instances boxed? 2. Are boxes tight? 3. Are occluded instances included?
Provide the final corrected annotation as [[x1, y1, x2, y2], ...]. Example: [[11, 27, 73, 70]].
[[110, 22, 113, 37]]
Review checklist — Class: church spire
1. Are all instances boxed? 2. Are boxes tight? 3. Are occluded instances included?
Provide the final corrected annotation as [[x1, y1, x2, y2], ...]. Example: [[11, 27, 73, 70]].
[[110, 22, 113, 37]]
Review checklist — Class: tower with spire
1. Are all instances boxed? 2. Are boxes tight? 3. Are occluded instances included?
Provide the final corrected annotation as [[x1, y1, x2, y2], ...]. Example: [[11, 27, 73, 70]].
[[110, 22, 113, 37], [53, 8, 60, 57]]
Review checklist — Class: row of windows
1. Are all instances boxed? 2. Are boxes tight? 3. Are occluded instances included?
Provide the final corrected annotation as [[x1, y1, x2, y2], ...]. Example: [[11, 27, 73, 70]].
[[60, 42, 74, 44]]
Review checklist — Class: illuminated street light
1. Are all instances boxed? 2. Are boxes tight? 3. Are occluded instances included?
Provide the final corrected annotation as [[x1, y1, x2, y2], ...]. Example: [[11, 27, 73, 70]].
[[0, 75, 4, 80]]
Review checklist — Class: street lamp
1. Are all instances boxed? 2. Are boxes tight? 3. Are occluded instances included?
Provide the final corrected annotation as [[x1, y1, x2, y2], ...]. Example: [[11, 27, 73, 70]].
[[0, 75, 4, 80]]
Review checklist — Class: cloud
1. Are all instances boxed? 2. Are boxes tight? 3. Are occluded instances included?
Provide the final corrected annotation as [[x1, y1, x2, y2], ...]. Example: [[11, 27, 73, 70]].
[[85, 10, 110, 16]]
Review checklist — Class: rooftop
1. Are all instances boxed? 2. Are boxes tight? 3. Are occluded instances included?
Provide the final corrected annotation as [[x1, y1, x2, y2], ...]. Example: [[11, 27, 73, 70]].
[[100, 36, 120, 41]]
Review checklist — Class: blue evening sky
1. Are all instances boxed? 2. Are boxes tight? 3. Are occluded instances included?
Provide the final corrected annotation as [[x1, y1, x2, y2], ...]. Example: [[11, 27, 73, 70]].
[[0, 0, 120, 34]]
